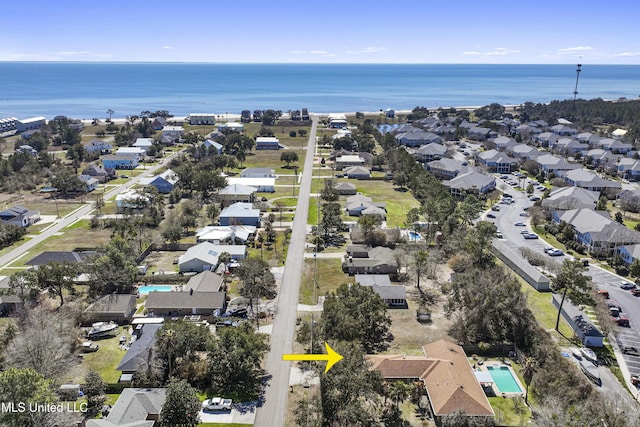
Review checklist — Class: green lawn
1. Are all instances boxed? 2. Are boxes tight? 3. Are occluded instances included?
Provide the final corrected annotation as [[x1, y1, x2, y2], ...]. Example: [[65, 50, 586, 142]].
[[308, 198, 319, 226], [76, 327, 127, 384], [489, 396, 531, 426], [518, 279, 574, 345], [299, 258, 346, 305]]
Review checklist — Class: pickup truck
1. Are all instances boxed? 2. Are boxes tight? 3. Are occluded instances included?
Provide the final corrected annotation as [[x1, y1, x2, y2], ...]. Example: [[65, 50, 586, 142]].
[[202, 397, 232, 411]]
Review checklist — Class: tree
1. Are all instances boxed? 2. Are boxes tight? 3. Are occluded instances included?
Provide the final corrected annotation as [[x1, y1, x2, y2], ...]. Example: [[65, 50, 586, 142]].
[[615, 211, 624, 223], [412, 250, 430, 293], [0, 368, 58, 427], [521, 357, 536, 405], [155, 321, 210, 382], [321, 283, 393, 353], [33, 261, 78, 307], [629, 259, 640, 277], [7, 269, 39, 304], [5, 307, 76, 379], [319, 202, 343, 241], [207, 323, 269, 397], [236, 257, 276, 325], [88, 236, 139, 296], [551, 260, 593, 331], [159, 378, 201, 427], [84, 371, 106, 418], [280, 151, 299, 166], [106, 109, 114, 121], [206, 204, 220, 224], [320, 178, 339, 201]]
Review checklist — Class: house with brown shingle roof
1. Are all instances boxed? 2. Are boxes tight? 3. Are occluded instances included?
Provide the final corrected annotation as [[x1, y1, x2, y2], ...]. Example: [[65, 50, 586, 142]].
[[368, 340, 494, 424]]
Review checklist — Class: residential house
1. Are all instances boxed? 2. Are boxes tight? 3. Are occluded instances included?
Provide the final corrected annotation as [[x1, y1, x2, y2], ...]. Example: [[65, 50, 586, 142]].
[[116, 147, 146, 160], [475, 149, 517, 173], [0, 117, 17, 133], [115, 189, 149, 209], [189, 113, 216, 125], [553, 208, 640, 257], [443, 171, 496, 197], [85, 388, 166, 427], [226, 177, 276, 192], [240, 168, 276, 178], [25, 250, 88, 266], [334, 182, 357, 195], [541, 187, 599, 211], [534, 154, 579, 176], [346, 244, 371, 258], [345, 194, 386, 217], [256, 136, 280, 150], [412, 143, 447, 162], [395, 131, 442, 147], [329, 118, 347, 129], [161, 126, 184, 145], [384, 108, 395, 118], [577, 132, 602, 146], [132, 137, 155, 153], [491, 136, 517, 151], [344, 166, 371, 180], [219, 202, 261, 227], [0, 294, 23, 316], [16, 145, 37, 156], [16, 117, 46, 133], [218, 183, 257, 206], [0, 205, 40, 227], [616, 244, 640, 267], [85, 294, 137, 324], [612, 128, 628, 140], [467, 126, 496, 141], [79, 174, 99, 192], [178, 241, 247, 273], [139, 169, 178, 194], [116, 324, 163, 377], [102, 154, 138, 169], [218, 122, 244, 132], [562, 169, 621, 192], [342, 247, 397, 275], [550, 124, 578, 136], [196, 224, 256, 244], [185, 270, 225, 293], [152, 116, 167, 130], [509, 144, 541, 162], [202, 139, 224, 154], [617, 158, 640, 181], [82, 165, 114, 183], [535, 132, 560, 147], [596, 138, 632, 153], [355, 275, 407, 308], [584, 149, 618, 167], [367, 340, 494, 424], [425, 158, 467, 180], [335, 155, 365, 170], [145, 290, 226, 317], [552, 138, 585, 156]]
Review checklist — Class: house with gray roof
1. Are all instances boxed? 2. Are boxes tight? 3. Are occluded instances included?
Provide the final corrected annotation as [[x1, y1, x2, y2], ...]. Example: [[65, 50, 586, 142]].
[[334, 181, 357, 195], [139, 169, 179, 194], [25, 250, 87, 266], [554, 208, 640, 257], [82, 164, 114, 182], [541, 187, 599, 211], [552, 138, 585, 156], [86, 388, 166, 427], [535, 132, 560, 147], [491, 136, 517, 151], [219, 202, 261, 226], [443, 171, 496, 197], [596, 138, 633, 153], [241, 167, 276, 178], [552, 294, 603, 347], [345, 194, 386, 216], [344, 165, 371, 180], [413, 143, 447, 162], [583, 149, 618, 167], [0, 205, 40, 227], [202, 139, 224, 154], [218, 184, 256, 206], [335, 155, 365, 170], [343, 247, 397, 275], [562, 169, 621, 192], [85, 294, 137, 324], [467, 126, 496, 141], [509, 144, 541, 161], [185, 270, 224, 293], [534, 154, 580, 176], [178, 241, 247, 272], [145, 290, 226, 317], [85, 138, 113, 154], [116, 323, 163, 375], [425, 158, 467, 180], [395, 131, 442, 147], [354, 275, 407, 308], [617, 158, 640, 181], [550, 124, 578, 136], [475, 149, 517, 173], [616, 244, 640, 267]]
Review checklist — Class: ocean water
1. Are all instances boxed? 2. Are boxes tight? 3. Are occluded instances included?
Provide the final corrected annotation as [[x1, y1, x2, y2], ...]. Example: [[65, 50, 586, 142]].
[[1, 62, 639, 119]]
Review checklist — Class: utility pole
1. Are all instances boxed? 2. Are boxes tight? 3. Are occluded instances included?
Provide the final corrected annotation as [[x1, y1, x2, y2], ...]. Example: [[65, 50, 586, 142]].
[[573, 63, 582, 104]]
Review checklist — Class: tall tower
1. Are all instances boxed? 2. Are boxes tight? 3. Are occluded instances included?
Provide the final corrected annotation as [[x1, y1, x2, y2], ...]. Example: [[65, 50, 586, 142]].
[[573, 63, 582, 102]]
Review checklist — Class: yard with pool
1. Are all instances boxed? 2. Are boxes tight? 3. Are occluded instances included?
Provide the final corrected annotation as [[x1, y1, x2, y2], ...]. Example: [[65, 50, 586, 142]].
[[486, 365, 524, 394]]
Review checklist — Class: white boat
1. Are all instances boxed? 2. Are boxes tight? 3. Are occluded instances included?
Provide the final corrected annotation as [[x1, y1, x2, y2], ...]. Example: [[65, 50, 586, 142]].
[[86, 322, 118, 339], [580, 347, 598, 364], [570, 348, 583, 360], [579, 359, 601, 386]]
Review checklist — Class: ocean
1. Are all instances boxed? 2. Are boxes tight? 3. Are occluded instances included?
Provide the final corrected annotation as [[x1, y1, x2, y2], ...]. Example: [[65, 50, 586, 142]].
[[1, 62, 639, 119]]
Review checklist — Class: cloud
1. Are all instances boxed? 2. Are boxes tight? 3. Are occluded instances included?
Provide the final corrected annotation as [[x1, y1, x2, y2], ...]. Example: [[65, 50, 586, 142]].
[[310, 50, 328, 55], [290, 50, 307, 54], [557, 46, 594, 55], [53, 51, 112, 59], [162, 46, 172, 49], [345, 46, 386, 54], [614, 51, 640, 57], [461, 48, 518, 56]]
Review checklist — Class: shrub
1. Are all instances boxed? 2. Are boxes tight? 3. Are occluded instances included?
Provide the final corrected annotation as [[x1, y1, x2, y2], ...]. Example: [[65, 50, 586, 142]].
[[289, 130, 297, 137]]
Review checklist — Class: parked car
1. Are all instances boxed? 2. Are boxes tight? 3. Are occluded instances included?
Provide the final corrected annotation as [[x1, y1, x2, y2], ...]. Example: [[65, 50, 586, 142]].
[[491, 205, 500, 211], [523, 233, 539, 239], [530, 195, 541, 201], [614, 316, 630, 327], [495, 231, 503, 238], [519, 212, 530, 217], [502, 193, 513, 198], [514, 222, 526, 227], [622, 346, 639, 356], [597, 289, 610, 299], [487, 213, 496, 219], [631, 289, 640, 297], [548, 249, 564, 257], [620, 282, 636, 290], [80, 342, 99, 353], [202, 397, 232, 412]]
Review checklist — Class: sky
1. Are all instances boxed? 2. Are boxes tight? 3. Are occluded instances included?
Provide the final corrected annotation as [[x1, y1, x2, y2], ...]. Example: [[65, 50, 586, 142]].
[[2, 0, 640, 64]]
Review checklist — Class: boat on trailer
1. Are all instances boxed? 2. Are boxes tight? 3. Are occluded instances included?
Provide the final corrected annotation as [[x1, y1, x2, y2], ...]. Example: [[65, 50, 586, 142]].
[[86, 322, 118, 339]]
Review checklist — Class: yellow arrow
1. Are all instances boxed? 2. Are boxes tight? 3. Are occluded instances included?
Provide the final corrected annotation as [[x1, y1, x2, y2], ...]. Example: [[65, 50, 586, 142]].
[[283, 342, 343, 373]]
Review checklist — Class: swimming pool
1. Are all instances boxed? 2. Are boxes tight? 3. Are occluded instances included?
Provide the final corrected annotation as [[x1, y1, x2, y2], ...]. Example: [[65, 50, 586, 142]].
[[487, 366, 523, 393], [138, 285, 172, 295], [408, 231, 422, 241]]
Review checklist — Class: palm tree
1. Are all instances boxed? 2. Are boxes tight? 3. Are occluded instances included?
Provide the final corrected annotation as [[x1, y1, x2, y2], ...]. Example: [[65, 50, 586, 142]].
[[106, 109, 114, 122], [521, 357, 536, 405], [388, 381, 411, 409]]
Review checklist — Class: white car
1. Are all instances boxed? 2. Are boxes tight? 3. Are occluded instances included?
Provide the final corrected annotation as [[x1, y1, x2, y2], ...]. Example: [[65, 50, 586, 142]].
[[202, 397, 232, 412]]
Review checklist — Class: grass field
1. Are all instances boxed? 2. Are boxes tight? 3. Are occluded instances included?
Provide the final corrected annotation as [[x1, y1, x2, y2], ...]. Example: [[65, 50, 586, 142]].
[[489, 396, 530, 426], [299, 258, 345, 305], [72, 326, 128, 384]]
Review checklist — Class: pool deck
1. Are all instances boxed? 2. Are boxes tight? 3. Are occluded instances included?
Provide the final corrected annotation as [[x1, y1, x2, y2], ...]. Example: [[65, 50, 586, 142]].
[[476, 363, 525, 398]]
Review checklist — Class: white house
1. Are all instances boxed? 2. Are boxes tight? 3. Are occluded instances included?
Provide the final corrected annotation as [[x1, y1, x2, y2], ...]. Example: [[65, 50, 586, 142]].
[[132, 138, 155, 152], [115, 147, 146, 160], [115, 189, 149, 209], [226, 177, 276, 192], [240, 168, 276, 178], [256, 136, 280, 150], [219, 202, 261, 226], [178, 242, 247, 272]]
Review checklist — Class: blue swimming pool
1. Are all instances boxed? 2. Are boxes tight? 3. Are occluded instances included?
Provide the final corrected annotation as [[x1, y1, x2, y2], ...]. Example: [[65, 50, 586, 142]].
[[487, 366, 523, 393], [409, 231, 422, 240], [138, 285, 172, 295]]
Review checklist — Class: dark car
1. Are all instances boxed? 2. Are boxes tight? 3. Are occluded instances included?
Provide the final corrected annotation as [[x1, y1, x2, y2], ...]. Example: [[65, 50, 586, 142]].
[[487, 213, 496, 219], [622, 346, 639, 356], [632, 289, 640, 297]]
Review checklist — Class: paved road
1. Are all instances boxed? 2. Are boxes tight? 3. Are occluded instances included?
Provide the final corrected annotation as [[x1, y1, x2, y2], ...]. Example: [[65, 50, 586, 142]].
[[254, 117, 318, 427], [0, 152, 181, 269]]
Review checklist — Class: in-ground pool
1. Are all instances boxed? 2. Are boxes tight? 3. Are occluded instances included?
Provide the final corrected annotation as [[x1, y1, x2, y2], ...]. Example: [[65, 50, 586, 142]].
[[487, 365, 523, 393], [138, 285, 172, 295], [408, 231, 422, 241]]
